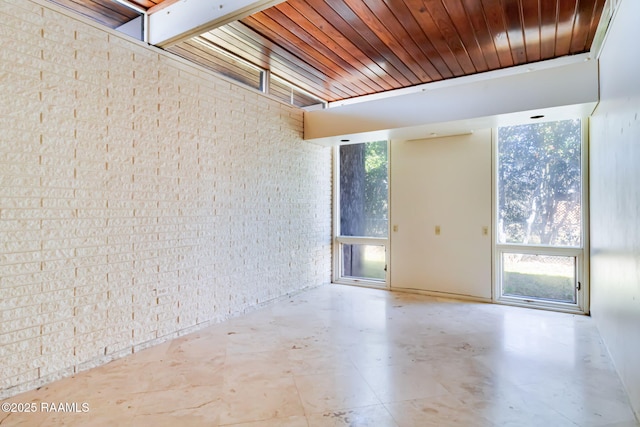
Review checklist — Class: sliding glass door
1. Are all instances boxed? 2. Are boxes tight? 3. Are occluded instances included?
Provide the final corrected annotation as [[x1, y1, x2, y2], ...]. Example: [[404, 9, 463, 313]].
[[496, 118, 587, 312]]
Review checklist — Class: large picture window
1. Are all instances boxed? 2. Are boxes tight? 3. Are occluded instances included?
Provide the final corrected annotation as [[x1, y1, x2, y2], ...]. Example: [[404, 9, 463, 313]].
[[496, 119, 586, 311], [335, 141, 388, 285]]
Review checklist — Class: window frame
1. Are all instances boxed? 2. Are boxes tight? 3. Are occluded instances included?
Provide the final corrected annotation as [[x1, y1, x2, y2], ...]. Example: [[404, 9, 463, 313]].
[[333, 142, 390, 288], [493, 118, 590, 314]]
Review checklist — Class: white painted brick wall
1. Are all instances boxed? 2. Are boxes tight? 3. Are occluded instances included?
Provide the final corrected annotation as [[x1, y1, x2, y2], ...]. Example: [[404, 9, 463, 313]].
[[0, 0, 332, 399]]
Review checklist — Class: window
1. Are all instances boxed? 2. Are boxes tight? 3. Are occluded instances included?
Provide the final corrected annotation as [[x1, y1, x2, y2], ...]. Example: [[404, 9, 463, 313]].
[[168, 38, 265, 91], [167, 38, 327, 109], [501, 252, 578, 304], [335, 141, 388, 285], [270, 75, 326, 108], [496, 119, 586, 311]]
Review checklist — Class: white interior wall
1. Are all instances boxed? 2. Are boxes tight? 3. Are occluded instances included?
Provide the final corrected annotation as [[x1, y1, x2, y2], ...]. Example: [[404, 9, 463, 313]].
[[389, 130, 492, 299], [590, 0, 640, 418]]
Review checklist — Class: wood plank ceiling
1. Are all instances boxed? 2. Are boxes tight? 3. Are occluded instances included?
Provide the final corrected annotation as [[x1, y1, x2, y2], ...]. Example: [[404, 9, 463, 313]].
[[46, 0, 605, 103]]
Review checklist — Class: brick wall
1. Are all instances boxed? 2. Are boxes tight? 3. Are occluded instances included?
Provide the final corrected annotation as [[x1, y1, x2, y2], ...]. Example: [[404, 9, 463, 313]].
[[0, 0, 332, 398]]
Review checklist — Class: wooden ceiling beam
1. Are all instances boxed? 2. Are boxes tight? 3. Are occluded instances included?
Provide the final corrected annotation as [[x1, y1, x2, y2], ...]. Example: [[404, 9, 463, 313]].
[[147, 0, 287, 47]]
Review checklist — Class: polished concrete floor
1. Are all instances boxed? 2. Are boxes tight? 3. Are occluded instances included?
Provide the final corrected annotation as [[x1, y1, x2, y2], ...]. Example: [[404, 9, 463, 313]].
[[2, 285, 638, 426]]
